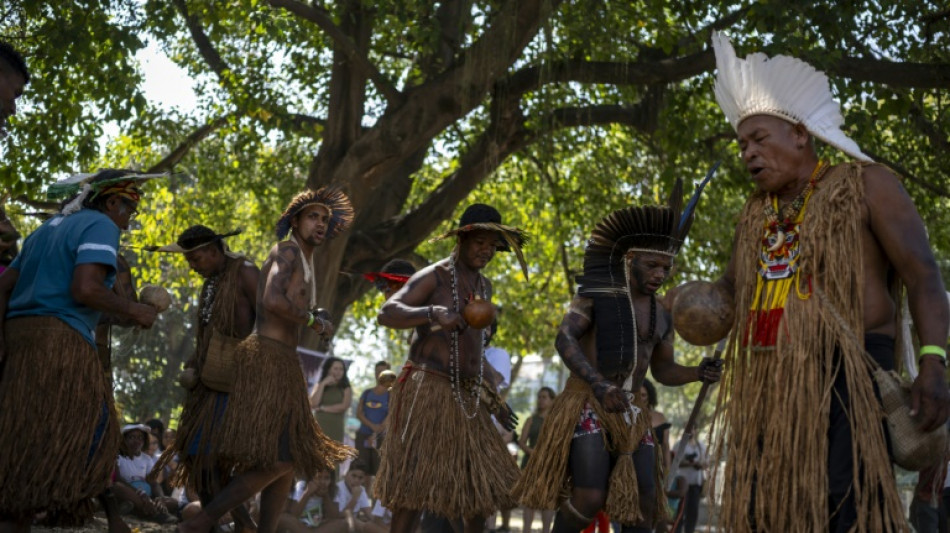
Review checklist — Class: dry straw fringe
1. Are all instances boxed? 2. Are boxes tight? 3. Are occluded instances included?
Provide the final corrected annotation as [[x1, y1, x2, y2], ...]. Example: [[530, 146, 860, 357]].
[[214, 334, 353, 479], [709, 162, 906, 532], [0, 317, 119, 521], [151, 255, 248, 491], [375, 366, 519, 520], [513, 376, 660, 525]]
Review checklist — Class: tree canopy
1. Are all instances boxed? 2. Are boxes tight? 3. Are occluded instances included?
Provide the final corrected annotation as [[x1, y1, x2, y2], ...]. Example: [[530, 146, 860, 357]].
[[2, 0, 949, 423]]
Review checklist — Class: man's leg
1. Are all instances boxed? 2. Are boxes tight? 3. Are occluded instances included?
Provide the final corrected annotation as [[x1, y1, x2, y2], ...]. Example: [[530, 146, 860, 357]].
[[552, 433, 611, 533], [98, 487, 132, 533], [683, 484, 702, 533], [178, 463, 293, 533], [257, 466, 295, 533], [463, 515, 487, 533], [391, 508, 423, 533], [620, 441, 657, 533]]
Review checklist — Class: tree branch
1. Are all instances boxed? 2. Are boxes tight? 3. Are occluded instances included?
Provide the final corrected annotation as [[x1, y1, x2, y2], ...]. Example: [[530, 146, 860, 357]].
[[354, 97, 658, 263], [172, 0, 235, 90], [146, 115, 232, 173], [864, 150, 950, 198], [267, 0, 402, 105]]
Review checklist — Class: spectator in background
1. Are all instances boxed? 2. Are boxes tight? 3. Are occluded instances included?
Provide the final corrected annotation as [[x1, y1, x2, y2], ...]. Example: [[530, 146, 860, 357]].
[[519, 387, 556, 533], [311, 356, 353, 445], [335, 462, 387, 533], [144, 419, 166, 453], [355, 361, 396, 492], [113, 424, 177, 524], [279, 470, 347, 532], [674, 434, 707, 533]]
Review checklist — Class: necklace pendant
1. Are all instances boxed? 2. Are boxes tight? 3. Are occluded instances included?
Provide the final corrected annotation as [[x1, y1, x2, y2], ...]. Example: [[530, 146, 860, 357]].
[[767, 229, 786, 252]]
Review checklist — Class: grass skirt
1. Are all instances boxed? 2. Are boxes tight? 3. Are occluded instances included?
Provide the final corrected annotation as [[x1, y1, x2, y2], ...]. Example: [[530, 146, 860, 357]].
[[375, 364, 519, 519], [151, 382, 228, 492], [213, 334, 352, 478], [512, 376, 660, 525], [0, 317, 119, 521]]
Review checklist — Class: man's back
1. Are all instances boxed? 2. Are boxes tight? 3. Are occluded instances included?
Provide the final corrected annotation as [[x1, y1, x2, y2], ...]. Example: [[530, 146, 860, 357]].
[[7, 209, 119, 343]]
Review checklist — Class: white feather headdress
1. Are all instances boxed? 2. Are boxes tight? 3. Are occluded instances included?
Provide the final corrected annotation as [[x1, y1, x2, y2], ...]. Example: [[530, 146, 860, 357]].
[[711, 32, 871, 162]]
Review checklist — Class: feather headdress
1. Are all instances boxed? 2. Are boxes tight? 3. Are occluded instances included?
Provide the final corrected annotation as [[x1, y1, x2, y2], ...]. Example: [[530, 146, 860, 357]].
[[47, 170, 166, 216], [431, 203, 530, 281], [577, 164, 718, 295], [275, 187, 354, 240], [711, 32, 870, 162]]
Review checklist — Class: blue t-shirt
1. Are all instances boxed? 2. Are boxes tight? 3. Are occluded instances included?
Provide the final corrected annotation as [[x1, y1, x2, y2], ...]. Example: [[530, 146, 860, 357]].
[[357, 388, 390, 435], [7, 209, 119, 347]]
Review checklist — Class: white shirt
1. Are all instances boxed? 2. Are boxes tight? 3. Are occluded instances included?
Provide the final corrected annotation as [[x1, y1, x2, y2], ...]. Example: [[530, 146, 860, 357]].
[[676, 439, 706, 486], [116, 452, 156, 483], [333, 480, 371, 513], [371, 500, 391, 523], [484, 346, 511, 391]]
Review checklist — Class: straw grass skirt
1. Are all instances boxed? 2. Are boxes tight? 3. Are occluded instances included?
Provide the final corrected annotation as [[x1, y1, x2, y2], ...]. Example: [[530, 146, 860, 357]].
[[0, 317, 119, 521], [214, 334, 353, 478], [512, 376, 661, 525], [375, 364, 519, 520]]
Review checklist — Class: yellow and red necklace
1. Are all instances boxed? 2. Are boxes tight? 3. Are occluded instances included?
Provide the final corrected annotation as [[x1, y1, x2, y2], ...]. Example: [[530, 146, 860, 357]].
[[746, 161, 828, 348]]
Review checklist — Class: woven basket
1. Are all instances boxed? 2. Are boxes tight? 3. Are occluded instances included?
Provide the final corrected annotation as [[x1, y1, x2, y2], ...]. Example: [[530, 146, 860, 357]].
[[200, 330, 241, 393], [874, 367, 949, 471]]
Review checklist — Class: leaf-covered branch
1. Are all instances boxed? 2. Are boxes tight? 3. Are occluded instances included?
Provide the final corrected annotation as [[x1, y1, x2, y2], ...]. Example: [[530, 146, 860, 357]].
[[266, 0, 402, 105]]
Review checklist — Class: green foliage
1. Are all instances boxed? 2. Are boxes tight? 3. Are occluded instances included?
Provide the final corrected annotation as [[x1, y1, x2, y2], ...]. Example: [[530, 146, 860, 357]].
[[3, 0, 950, 429]]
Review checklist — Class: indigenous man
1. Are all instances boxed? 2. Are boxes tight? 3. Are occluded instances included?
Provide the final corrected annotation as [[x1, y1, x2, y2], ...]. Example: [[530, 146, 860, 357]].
[[0, 169, 159, 532], [150, 226, 259, 528], [706, 33, 950, 532], [375, 204, 526, 533], [178, 188, 354, 533], [0, 41, 29, 137], [513, 191, 722, 533]]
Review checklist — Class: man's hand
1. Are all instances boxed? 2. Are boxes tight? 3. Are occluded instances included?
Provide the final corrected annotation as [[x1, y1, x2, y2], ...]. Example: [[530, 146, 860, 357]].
[[697, 357, 724, 383], [432, 305, 467, 331], [495, 402, 519, 432], [910, 357, 950, 432], [593, 381, 630, 413], [129, 302, 158, 329]]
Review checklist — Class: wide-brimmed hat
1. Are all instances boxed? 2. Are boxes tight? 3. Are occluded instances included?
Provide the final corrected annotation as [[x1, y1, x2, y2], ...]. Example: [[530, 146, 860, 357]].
[[431, 203, 530, 279], [363, 259, 417, 284], [711, 32, 870, 162], [121, 423, 152, 437], [151, 225, 242, 253]]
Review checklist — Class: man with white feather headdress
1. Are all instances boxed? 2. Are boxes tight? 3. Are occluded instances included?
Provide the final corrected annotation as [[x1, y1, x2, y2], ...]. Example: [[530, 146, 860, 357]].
[[706, 32, 949, 532]]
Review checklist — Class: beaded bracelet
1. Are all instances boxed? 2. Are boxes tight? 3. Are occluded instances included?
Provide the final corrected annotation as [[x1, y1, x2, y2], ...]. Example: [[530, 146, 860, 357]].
[[426, 305, 434, 324], [306, 312, 316, 328]]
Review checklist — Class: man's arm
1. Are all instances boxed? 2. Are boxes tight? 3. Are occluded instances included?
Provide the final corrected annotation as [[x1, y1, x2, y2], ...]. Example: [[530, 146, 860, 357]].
[[377, 265, 465, 331], [651, 326, 722, 386], [865, 165, 950, 431], [555, 294, 628, 412], [72, 263, 155, 328], [100, 254, 140, 328]]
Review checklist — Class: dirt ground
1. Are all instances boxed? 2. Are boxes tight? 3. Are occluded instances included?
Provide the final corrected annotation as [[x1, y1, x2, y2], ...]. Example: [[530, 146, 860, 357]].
[[32, 514, 178, 533]]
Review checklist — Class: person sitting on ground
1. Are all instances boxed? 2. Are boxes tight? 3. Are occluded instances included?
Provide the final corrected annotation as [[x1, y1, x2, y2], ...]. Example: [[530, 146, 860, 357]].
[[335, 462, 386, 533], [113, 424, 177, 524], [278, 470, 347, 533]]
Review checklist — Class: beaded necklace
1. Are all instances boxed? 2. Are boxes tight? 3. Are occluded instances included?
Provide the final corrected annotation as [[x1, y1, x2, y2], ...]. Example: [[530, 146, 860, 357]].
[[449, 257, 486, 418], [290, 233, 317, 308], [199, 275, 219, 326], [762, 161, 828, 253]]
